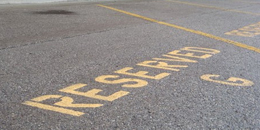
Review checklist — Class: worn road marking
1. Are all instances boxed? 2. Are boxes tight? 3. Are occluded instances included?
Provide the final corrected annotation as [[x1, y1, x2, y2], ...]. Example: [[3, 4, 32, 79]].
[[225, 22, 260, 37], [97, 4, 260, 53], [201, 74, 254, 86], [166, 0, 260, 16]]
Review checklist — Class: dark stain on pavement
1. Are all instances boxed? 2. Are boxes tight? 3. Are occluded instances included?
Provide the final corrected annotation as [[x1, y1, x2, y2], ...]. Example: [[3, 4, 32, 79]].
[[32, 10, 76, 15]]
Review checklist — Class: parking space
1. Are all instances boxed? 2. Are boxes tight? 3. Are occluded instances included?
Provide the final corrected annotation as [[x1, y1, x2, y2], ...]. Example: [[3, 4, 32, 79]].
[[1, 0, 260, 129]]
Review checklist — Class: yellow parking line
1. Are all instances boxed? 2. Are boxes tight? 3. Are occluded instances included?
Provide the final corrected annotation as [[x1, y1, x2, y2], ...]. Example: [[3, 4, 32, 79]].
[[97, 4, 260, 53], [166, 0, 260, 16], [233, 0, 260, 4]]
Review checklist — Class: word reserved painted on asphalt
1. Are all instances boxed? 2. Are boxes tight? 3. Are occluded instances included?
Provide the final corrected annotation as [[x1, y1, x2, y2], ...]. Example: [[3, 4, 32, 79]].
[[22, 46, 253, 116], [23, 46, 219, 116], [225, 22, 260, 37]]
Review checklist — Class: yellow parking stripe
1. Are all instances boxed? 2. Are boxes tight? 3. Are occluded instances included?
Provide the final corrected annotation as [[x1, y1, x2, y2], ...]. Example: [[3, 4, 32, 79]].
[[166, 0, 260, 16], [233, 0, 260, 4], [97, 4, 260, 53]]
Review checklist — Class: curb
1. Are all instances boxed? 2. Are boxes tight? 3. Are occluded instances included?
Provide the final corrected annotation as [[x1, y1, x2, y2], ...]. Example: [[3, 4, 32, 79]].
[[0, 0, 116, 4]]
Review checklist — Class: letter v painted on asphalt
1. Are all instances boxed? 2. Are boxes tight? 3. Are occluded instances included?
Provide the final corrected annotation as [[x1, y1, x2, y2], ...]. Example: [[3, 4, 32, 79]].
[[97, 4, 260, 54]]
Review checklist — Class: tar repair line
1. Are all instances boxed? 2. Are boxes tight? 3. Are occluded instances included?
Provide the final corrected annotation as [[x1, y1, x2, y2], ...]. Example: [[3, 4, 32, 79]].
[[97, 4, 260, 54], [166, 0, 260, 16]]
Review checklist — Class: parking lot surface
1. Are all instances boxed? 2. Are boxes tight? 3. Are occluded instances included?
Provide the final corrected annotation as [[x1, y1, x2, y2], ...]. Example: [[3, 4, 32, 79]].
[[1, 0, 260, 129]]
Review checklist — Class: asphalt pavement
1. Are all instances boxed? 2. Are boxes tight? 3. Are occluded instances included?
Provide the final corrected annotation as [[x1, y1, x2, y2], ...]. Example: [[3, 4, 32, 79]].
[[1, 0, 260, 129]]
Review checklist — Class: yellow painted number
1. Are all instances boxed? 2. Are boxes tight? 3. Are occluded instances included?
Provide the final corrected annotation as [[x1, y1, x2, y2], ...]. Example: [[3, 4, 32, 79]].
[[201, 74, 254, 86]]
